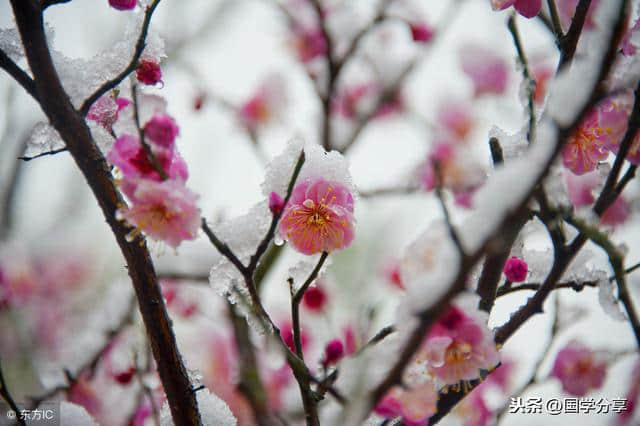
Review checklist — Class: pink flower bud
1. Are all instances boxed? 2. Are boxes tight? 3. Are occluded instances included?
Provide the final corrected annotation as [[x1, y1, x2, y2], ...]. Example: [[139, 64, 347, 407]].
[[144, 114, 179, 149], [409, 22, 434, 43], [113, 366, 136, 385], [269, 192, 285, 215], [303, 285, 327, 312], [136, 60, 162, 86], [109, 0, 136, 11], [503, 256, 528, 282], [322, 339, 344, 366]]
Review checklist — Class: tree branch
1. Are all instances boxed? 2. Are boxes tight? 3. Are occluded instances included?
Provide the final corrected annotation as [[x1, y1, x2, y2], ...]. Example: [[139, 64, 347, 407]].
[[8, 1, 201, 424], [291, 252, 329, 358], [558, 0, 592, 69], [0, 49, 39, 102], [79, 0, 161, 116]]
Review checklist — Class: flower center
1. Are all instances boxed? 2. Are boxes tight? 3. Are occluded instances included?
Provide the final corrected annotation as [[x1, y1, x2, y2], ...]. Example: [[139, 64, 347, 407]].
[[444, 342, 472, 364]]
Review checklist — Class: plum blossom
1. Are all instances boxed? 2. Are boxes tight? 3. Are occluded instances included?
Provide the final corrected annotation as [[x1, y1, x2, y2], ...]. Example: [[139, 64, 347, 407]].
[[107, 134, 188, 182], [136, 59, 163, 86], [87, 93, 129, 130], [144, 114, 179, 148], [562, 109, 609, 175], [437, 99, 474, 141], [302, 284, 328, 312], [109, 0, 136, 11], [420, 305, 499, 386], [375, 382, 439, 425], [409, 22, 435, 43], [291, 26, 327, 63], [551, 341, 607, 396], [238, 74, 287, 132], [118, 179, 201, 248], [503, 256, 528, 282], [601, 196, 631, 226], [420, 141, 485, 208], [491, 0, 542, 18], [460, 44, 509, 97], [268, 191, 285, 215], [321, 339, 344, 367], [331, 83, 376, 119], [279, 177, 355, 255]]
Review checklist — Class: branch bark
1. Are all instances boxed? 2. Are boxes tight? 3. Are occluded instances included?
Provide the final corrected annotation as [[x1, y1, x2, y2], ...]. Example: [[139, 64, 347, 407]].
[[7, 1, 201, 424]]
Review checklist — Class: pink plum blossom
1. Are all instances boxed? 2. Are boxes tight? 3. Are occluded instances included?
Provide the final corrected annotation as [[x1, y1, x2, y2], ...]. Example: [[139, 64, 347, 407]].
[[107, 134, 188, 182], [532, 62, 553, 105], [421, 141, 485, 208], [279, 178, 355, 255], [597, 93, 640, 166], [460, 45, 509, 97], [421, 305, 499, 386], [565, 170, 600, 207], [562, 109, 609, 175], [437, 99, 474, 141], [109, 0, 136, 11], [375, 382, 439, 425], [384, 261, 405, 290], [331, 83, 376, 119], [291, 26, 328, 63], [302, 284, 328, 312], [491, 0, 542, 18], [136, 59, 163, 86], [601, 196, 631, 227], [503, 256, 528, 282], [321, 339, 344, 367], [409, 22, 435, 43], [238, 74, 287, 131], [269, 191, 285, 215], [551, 341, 607, 396], [144, 114, 180, 149], [87, 94, 119, 130], [118, 179, 200, 248]]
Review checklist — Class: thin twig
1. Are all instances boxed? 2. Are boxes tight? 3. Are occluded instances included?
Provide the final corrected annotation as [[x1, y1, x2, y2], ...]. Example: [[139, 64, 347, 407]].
[[291, 252, 329, 359], [17, 147, 68, 161], [546, 0, 564, 39], [79, 0, 162, 116], [0, 49, 39, 102], [558, 0, 592, 69], [41, 0, 72, 10]]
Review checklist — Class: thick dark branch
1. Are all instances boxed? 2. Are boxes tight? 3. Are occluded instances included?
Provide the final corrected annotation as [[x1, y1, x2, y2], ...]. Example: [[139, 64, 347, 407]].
[[8, 1, 201, 423], [0, 358, 25, 426], [291, 252, 329, 359], [558, 0, 592, 68], [0, 49, 39, 102], [79, 0, 161, 116], [18, 147, 68, 161], [41, 0, 72, 10]]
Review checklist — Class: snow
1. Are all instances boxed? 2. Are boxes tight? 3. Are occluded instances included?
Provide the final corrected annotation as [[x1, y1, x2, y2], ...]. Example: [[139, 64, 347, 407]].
[[160, 388, 237, 426], [397, 220, 461, 317], [286, 254, 331, 292], [24, 122, 65, 158], [261, 137, 356, 198], [112, 93, 168, 136], [51, 11, 165, 108]]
